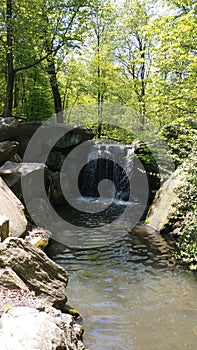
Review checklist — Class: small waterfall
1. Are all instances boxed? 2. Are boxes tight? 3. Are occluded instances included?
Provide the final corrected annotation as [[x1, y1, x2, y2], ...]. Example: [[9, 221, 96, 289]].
[[79, 143, 135, 202]]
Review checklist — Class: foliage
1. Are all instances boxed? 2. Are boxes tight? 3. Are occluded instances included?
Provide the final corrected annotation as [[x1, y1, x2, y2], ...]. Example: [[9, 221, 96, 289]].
[[85, 122, 135, 143], [146, 9, 197, 125], [0, 0, 196, 269], [159, 116, 197, 269], [172, 153, 197, 270], [161, 116, 197, 167]]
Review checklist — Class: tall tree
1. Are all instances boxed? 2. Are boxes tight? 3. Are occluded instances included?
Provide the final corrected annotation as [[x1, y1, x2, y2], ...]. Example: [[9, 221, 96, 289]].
[[117, 0, 153, 127], [4, 0, 14, 117], [146, 3, 197, 124], [87, 0, 116, 137], [2, 0, 90, 120]]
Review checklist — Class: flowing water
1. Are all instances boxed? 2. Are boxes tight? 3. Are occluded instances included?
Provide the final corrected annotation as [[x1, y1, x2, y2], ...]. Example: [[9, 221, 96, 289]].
[[51, 200, 197, 350]]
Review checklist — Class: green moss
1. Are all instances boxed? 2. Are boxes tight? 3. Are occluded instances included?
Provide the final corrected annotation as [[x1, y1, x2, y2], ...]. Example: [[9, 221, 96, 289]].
[[78, 326, 84, 340], [34, 239, 48, 251], [68, 309, 81, 318]]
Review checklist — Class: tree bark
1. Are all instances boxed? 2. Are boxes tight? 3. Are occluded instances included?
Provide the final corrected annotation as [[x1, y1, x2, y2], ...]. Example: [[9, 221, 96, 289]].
[[47, 56, 64, 123], [4, 0, 15, 117]]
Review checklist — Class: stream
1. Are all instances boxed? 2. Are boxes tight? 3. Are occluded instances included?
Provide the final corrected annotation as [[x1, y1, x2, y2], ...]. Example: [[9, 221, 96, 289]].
[[50, 198, 197, 350]]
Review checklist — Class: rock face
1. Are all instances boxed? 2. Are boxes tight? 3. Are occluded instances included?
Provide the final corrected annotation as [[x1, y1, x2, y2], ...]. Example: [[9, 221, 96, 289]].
[[0, 118, 95, 209], [0, 161, 47, 199], [0, 215, 9, 241], [147, 166, 187, 232], [0, 177, 27, 238], [0, 141, 19, 166], [0, 267, 28, 291], [0, 118, 94, 157], [133, 140, 161, 204], [0, 307, 85, 350], [0, 237, 86, 349], [0, 237, 68, 309], [25, 227, 52, 251]]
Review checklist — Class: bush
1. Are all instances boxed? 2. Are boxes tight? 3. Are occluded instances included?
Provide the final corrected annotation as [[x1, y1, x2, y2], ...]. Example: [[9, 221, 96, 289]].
[[160, 117, 197, 269], [161, 116, 197, 167], [174, 154, 197, 270]]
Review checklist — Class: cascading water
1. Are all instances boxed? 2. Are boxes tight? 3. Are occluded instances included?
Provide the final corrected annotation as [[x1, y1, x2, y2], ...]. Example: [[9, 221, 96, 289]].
[[79, 143, 135, 202], [55, 141, 149, 247]]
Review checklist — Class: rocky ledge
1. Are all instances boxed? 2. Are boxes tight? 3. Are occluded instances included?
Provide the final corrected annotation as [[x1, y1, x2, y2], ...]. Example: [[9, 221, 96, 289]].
[[0, 237, 86, 350]]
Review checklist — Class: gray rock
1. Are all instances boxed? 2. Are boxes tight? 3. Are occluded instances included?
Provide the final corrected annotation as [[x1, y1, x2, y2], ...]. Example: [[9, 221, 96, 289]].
[[0, 119, 94, 157], [0, 120, 42, 156], [0, 141, 19, 166], [0, 117, 19, 141], [0, 306, 85, 350], [147, 165, 187, 232], [46, 151, 65, 171], [0, 237, 68, 308], [25, 197, 53, 227], [0, 177, 27, 237], [25, 227, 52, 251], [40, 124, 94, 150], [49, 171, 66, 206], [0, 215, 9, 241], [0, 267, 28, 291], [0, 161, 47, 200]]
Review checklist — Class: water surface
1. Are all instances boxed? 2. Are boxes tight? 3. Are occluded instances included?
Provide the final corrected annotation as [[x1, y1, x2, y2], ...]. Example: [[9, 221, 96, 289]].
[[52, 225, 197, 350]]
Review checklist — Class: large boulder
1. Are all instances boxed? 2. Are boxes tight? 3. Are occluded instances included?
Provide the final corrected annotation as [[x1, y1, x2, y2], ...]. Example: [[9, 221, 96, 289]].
[[147, 166, 187, 232], [0, 141, 19, 166], [133, 140, 161, 204], [46, 150, 65, 171], [0, 307, 85, 350], [0, 237, 68, 308], [0, 119, 94, 157], [0, 267, 28, 291], [0, 215, 9, 241], [0, 117, 19, 141], [0, 177, 27, 237], [0, 161, 48, 200]]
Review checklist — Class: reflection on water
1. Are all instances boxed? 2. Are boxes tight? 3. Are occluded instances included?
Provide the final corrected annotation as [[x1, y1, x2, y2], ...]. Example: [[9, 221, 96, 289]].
[[50, 202, 197, 350]]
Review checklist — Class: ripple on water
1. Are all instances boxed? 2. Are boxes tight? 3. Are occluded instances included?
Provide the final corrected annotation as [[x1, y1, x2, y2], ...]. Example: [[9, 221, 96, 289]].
[[51, 220, 196, 350]]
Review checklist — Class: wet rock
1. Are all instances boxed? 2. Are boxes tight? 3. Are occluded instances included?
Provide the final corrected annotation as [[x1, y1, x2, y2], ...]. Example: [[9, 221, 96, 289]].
[[0, 161, 48, 200], [0, 237, 68, 309], [46, 151, 65, 171], [0, 177, 27, 238], [0, 306, 85, 350], [0, 141, 19, 166], [48, 171, 66, 206]]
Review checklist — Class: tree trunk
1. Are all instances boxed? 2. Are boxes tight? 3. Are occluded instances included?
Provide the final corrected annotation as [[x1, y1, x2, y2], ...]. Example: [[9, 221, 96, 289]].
[[4, 0, 15, 117], [140, 48, 146, 127], [47, 56, 64, 123], [97, 25, 103, 139]]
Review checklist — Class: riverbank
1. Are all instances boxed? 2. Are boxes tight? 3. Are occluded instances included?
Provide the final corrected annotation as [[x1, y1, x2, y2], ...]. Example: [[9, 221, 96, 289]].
[[0, 236, 86, 350]]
